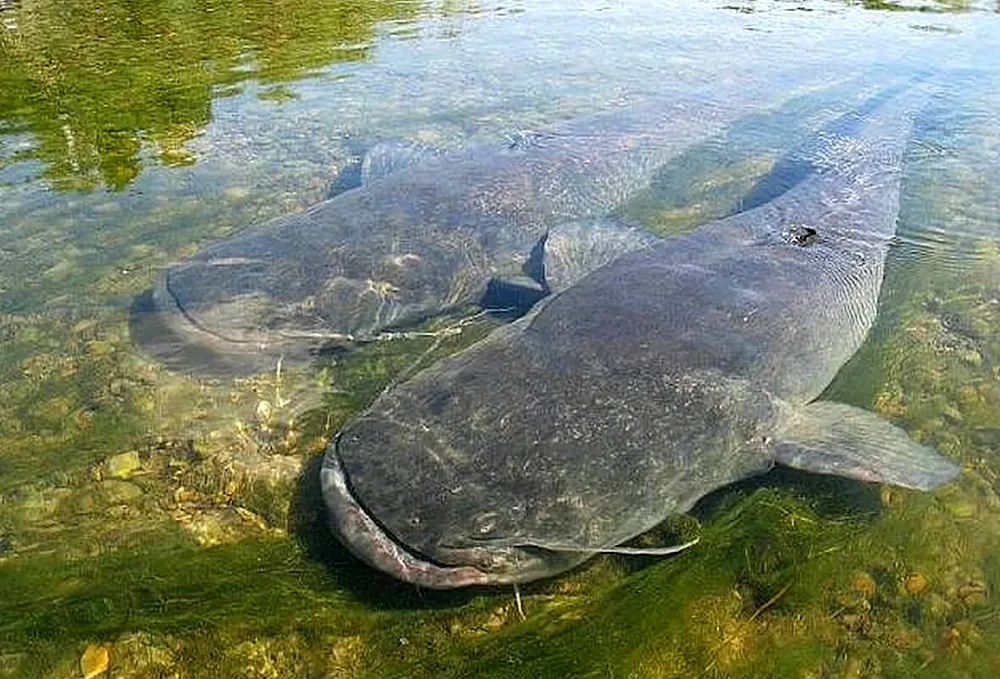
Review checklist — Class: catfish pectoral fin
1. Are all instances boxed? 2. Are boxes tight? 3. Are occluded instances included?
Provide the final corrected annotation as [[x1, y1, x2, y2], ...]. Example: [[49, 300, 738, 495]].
[[773, 401, 961, 491]]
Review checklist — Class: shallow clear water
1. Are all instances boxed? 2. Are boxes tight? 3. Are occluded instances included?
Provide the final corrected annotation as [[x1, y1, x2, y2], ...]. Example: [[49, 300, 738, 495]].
[[3, 0, 1000, 677]]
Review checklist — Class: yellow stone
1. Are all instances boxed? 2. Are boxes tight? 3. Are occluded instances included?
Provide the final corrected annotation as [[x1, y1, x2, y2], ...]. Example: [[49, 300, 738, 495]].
[[173, 487, 199, 503], [904, 573, 929, 596], [957, 581, 988, 607], [851, 572, 877, 599], [80, 643, 109, 679], [106, 450, 141, 479], [85, 340, 112, 356]]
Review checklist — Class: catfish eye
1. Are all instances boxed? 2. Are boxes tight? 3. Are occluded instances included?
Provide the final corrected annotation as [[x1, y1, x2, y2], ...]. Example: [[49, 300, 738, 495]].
[[472, 512, 498, 535], [388, 253, 421, 267], [783, 225, 818, 246]]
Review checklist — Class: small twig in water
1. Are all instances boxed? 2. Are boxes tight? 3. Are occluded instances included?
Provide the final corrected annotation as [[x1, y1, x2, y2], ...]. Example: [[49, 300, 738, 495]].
[[376, 310, 500, 399], [747, 580, 792, 624], [273, 355, 290, 408], [513, 583, 526, 621], [704, 580, 793, 672]]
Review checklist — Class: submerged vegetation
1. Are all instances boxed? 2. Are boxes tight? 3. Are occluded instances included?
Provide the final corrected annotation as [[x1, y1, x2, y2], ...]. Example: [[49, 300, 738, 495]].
[[2, 1, 1000, 678]]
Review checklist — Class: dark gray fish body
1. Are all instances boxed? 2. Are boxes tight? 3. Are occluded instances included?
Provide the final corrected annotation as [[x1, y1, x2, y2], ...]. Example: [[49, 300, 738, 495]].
[[136, 89, 806, 375], [322, 84, 960, 588]]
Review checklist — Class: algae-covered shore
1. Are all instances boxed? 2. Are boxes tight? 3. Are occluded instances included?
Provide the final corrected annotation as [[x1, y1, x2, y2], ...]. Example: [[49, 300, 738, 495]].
[[3, 0, 1000, 677]]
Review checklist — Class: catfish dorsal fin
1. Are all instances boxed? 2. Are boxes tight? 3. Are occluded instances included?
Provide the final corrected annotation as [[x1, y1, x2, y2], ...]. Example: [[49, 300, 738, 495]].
[[360, 140, 443, 186], [542, 218, 657, 292], [773, 401, 960, 491]]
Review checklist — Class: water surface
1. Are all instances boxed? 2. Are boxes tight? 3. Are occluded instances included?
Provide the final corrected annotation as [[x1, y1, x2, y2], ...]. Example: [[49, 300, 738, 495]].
[[2, 0, 1000, 677]]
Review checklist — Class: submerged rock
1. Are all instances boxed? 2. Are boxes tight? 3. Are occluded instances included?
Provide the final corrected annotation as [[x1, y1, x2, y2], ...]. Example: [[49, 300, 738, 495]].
[[105, 451, 142, 479], [904, 573, 929, 596], [99, 480, 145, 505], [109, 632, 177, 678], [177, 442, 303, 526], [172, 506, 275, 547], [79, 643, 110, 679]]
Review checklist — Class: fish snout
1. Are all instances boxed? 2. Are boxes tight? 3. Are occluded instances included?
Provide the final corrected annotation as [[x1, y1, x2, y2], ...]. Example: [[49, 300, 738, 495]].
[[321, 428, 496, 589], [330, 412, 574, 586], [130, 262, 299, 377], [132, 255, 429, 375]]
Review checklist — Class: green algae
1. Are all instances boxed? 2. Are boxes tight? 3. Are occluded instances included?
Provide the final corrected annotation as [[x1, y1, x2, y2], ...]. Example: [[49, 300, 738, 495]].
[[0, 534, 374, 676], [4, 471, 991, 678]]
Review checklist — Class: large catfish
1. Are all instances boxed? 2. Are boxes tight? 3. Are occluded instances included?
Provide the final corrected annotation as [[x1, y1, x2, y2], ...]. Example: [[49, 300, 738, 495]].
[[321, 82, 960, 588], [133, 78, 833, 376]]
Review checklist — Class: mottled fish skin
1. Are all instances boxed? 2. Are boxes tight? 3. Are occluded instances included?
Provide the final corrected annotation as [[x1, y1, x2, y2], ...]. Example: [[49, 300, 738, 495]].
[[135, 83, 821, 376], [323, 83, 958, 589]]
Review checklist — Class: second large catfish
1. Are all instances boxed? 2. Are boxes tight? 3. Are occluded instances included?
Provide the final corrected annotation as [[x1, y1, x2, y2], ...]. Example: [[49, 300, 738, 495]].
[[322, 83, 961, 589]]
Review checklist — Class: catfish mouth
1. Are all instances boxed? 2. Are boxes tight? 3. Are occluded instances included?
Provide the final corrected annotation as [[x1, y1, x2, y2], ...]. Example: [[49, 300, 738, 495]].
[[130, 270, 294, 378], [320, 438, 495, 589]]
